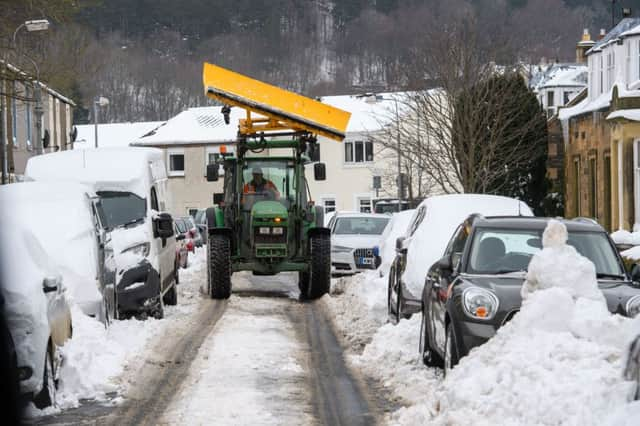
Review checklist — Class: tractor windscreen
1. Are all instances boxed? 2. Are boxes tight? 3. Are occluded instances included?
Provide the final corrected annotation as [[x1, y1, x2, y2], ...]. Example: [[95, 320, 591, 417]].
[[241, 160, 295, 210]]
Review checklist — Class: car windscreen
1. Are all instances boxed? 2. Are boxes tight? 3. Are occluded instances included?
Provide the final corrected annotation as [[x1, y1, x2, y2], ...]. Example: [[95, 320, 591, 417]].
[[333, 217, 390, 235], [194, 209, 206, 225], [96, 191, 147, 231], [175, 218, 188, 234], [467, 228, 625, 277]]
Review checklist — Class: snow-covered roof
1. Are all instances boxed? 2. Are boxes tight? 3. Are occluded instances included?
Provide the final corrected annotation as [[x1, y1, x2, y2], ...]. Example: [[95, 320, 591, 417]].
[[606, 109, 640, 122], [132, 106, 256, 146], [588, 18, 640, 54], [25, 147, 165, 197], [75, 122, 164, 149], [532, 63, 587, 91], [132, 92, 412, 146], [559, 83, 640, 120], [0, 59, 76, 106]]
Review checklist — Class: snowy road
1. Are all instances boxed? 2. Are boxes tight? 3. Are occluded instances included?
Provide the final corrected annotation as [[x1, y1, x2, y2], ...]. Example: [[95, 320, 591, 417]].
[[36, 259, 381, 425]]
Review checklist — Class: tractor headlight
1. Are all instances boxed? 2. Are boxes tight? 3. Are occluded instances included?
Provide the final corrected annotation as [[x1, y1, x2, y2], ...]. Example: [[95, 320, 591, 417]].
[[332, 245, 352, 254], [626, 295, 640, 317], [122, 242, 150, 257], [259, 227, 271, 235], [272, 227, 284, 235], [462, 287, 499, 320]]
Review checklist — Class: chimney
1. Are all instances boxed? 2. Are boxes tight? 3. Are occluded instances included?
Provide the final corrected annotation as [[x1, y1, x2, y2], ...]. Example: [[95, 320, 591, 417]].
[[599, 28, 606, 40], [576, 29, 595, 64]]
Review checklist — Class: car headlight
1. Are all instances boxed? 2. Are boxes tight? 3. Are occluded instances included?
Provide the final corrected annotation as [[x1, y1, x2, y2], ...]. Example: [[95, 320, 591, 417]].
[[122, 242, 150, 257], [462, 287, 499, 320], [626, 295, 640, 317], [331, 245, 352, 253]]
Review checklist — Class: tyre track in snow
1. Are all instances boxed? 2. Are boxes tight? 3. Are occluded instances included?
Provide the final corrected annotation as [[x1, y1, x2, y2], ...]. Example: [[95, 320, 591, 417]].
[[104, 298, 227, 426]]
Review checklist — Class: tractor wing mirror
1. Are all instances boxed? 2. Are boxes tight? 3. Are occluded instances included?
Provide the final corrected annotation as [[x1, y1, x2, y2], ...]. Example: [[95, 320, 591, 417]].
[[314, 163, 326, 181], [206, 163, 219, 182]]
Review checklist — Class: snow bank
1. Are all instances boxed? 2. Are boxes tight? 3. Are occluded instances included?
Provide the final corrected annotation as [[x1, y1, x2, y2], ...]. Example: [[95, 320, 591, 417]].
[[377, 210, 415, 278], [612, 230, 640, 246], [403, 194, 532, 297]]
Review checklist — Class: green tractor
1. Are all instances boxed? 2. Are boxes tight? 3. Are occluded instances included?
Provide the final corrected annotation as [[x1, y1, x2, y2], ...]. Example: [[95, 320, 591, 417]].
[[201, 62, 351, 299]]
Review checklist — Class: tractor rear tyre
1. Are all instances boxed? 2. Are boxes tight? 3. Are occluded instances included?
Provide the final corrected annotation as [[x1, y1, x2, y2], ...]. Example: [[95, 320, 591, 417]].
[[208, 234, 231, 299], [306, 233, 331, 300]]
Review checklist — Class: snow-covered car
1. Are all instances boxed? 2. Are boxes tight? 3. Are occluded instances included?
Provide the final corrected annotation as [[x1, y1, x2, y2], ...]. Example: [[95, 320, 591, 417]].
[[174, 223, 189, 270], [388, 194, 533, 323], [328, 212, 390, 275], [194, 208, 207, 241], [0, 213, 73, 408], [377, 209, 416, 278], [420, 216, 640, 373], [0, 182, 108, 322], [181, 216, 203, 248], [26, 148, 178, 319]]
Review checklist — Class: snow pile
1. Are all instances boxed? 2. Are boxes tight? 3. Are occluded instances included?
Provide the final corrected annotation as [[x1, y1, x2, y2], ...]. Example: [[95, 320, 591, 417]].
[[377, 210, 415, 278], [52, 307, 164, 410], [403, 195, 533, 297], [396, 219, 636, 425]]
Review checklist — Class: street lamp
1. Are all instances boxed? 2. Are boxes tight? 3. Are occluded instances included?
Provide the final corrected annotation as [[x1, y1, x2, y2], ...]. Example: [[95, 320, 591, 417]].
[[94, 96, 109, 148], [1, 18, 50, 184]]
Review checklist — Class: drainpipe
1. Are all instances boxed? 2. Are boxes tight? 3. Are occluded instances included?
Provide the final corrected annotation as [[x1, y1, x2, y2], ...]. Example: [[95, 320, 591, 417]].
[[618, 141, 624, 230]]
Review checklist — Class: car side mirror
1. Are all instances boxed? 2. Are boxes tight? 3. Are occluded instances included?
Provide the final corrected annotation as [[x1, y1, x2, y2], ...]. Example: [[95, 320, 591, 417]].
[[396, 237, 407, 254], [207, 163, 219, 182], [438, 255, 453, 272], [42, 277, 59, 293], [632, 264, 640, 282], [314, 163, 326, 181], [154, 213, 174, 240]]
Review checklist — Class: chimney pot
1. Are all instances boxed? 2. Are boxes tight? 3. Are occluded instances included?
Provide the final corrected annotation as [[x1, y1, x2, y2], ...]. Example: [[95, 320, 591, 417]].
[[599, 28, 606, 39]]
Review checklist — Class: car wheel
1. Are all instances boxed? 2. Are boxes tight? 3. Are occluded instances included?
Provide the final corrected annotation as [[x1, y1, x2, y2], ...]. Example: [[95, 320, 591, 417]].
[[33, 344, 56, 409], [163, 284, 178, 306], [444, 323, 459, 377], [175, 263, 180, 285], [153, 290, 165, 319], [419, 308, 443, 368], [387, 270, 399, 324]]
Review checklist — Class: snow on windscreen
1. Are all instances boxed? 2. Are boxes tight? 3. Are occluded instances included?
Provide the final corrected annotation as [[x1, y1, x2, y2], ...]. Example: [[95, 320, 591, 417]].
[[402, 194, 532, 297], [378, 209, 415, 278], [0, 182, 101, 313], [333, 216, 390, 235]]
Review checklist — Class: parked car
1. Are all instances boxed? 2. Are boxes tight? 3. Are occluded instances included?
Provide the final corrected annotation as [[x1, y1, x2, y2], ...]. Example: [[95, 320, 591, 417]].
[[388, 194, 533, 323], [0, 215, 73, 408], [328, 212, 390, 275], [181, 215, 203, 247], [174, 223, 189, 270], [0, 182, 109, 323], [194, 208, 207, 242], [419, 215, 640, 374], [175, 218, 196, 253], [26, 147, 178, 319]]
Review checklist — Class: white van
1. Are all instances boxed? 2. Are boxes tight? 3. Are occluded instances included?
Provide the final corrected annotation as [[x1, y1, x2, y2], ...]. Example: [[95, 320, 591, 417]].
[[25, 147, 178, 319]]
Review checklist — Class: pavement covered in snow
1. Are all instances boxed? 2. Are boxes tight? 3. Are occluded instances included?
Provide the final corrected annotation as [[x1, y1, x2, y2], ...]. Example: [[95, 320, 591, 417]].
[[322, 219, 640, 426]]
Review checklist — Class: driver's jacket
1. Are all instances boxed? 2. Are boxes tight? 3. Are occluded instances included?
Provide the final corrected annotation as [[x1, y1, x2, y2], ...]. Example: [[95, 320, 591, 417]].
[[243, 180, 280, 197]]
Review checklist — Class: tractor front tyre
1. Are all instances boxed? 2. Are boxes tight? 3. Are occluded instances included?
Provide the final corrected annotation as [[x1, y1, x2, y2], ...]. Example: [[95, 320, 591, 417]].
[[306, 233, 331, 300], [208, 234, 231, 299]]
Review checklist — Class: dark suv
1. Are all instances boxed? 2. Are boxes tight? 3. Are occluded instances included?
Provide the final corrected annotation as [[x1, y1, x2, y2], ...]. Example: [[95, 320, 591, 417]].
[[419, 215, 640, 374]]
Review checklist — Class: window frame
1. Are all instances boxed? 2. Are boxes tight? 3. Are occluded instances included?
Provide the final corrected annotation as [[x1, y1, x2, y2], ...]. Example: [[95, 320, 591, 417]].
[[344, 139, 374, 165], [167, 148, 185, 177]]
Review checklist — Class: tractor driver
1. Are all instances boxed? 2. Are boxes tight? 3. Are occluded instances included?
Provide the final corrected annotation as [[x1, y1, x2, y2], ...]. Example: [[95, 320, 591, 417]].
[[243, 167, 280, 199]]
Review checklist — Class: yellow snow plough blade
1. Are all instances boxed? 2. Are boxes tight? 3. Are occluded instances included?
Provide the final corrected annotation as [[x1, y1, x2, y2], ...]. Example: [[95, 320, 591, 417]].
[[203, 62, 351, 142]]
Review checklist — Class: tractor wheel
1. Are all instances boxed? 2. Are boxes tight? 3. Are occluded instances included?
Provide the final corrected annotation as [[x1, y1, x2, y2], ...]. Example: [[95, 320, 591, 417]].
[[208, 234, 231, 299], [298, 271, 310, 296], [307, 233, 331, 300]]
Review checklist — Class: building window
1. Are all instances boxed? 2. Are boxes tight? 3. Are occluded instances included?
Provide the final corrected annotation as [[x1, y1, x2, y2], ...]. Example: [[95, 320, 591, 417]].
[[547, 91, 554, 107], [344, 140, 374, 164], [563, 91, 571, 105], [168, 149, 185, 176], [358, 197, 372, 213], [25, 86, 32, 148], [11, 82, 17, 146], [589, 157, 597, 219], [604, 153, 612, 230], [322, 198, 336, 214], [573, 157, 581, 217]]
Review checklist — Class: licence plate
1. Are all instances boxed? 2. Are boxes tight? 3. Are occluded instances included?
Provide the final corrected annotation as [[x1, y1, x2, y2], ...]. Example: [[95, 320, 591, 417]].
[[359, 257, 374, 265]]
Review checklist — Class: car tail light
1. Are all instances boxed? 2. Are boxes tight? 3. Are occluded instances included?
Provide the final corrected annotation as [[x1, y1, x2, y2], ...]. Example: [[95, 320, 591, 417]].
[[187, 240, 194, 252]]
